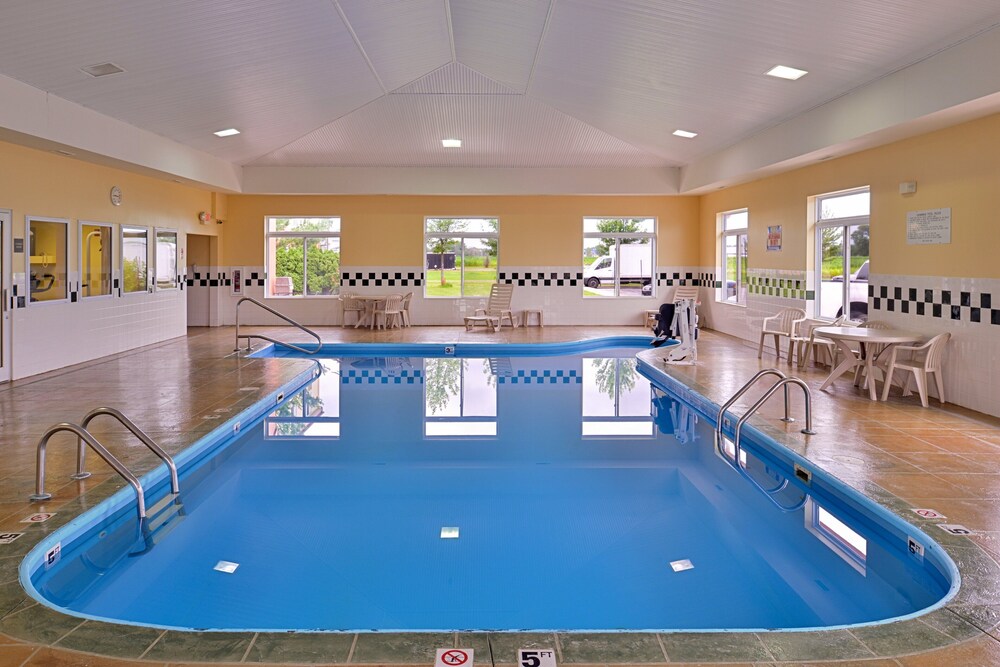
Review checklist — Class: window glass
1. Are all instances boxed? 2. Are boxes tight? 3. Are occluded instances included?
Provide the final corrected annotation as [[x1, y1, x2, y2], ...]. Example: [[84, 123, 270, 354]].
[[720, 209, 748, 305], [155, 229, 178, 290], [815, 188, 870, 321], [265, 217, 341, 297], [424, 218, 498, 298], [121, 225, 149, 294], [28, 217, 68, 303], [80, 223, 112, 298], [424, 358, 497, 436], [582, 218, 655, 298]]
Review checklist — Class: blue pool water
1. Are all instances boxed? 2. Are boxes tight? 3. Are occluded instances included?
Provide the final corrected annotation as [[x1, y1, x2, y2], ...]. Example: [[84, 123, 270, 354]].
[[23, 343, 957, 632]]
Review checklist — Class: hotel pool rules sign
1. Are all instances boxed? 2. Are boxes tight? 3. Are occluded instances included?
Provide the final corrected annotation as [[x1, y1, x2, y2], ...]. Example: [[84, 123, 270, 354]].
[[906, 208, 951, 244]]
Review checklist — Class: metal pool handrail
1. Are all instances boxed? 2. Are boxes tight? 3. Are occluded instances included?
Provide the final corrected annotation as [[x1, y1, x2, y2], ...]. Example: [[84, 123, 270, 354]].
[[29, 423, 147, 519], [78, 407, 180, 495], [715, 368, 791, 451], [235, 296, 322, 354]]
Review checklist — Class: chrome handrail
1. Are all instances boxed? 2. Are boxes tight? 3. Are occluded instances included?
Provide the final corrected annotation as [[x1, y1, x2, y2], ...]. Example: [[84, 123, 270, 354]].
[[715, 368, 790, 450], [78, 407, 179, 495], [30, 423, 147, 519], [234, 296, 321, 354]]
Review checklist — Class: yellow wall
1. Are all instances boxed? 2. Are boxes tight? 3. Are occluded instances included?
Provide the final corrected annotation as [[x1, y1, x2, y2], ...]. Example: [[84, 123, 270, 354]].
[[224, 195, 700, 267], [0, 140, 215, 275], [699, 112, 1000, 278]]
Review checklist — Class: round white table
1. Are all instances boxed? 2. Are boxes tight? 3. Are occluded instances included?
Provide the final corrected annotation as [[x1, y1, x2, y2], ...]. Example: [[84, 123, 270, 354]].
[[813, 326, 924, 400]]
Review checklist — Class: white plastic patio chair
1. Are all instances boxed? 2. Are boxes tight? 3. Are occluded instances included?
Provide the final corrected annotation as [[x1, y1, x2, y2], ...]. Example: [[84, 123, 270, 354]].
[[400, 291, 413, 327], [853, 320, 892, 388], [757, 308, 807, 361], [374, 294, 404, 330], [464, 283, 516, 332], [340, 292, 364, 328], [880, 333, 950, 407], [794, 315, 849, 368]]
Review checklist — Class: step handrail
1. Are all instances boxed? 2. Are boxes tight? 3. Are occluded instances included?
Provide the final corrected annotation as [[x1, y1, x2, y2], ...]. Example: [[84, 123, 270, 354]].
[[733, 376, 816, 446], [77, 407, 179, 495], [714, 368, 791, 449], [29, 423, 147, 519], [235, 296, 321, 354]]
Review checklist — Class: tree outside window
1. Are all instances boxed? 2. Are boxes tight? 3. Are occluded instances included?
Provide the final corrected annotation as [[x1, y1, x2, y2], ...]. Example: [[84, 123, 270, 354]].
[[424, 218, 498, 298], [266, 217, 341, 297]]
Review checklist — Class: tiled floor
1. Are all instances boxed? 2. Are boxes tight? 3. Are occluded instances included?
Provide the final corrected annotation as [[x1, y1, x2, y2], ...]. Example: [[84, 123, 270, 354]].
[[1, 325, 1000, 666]]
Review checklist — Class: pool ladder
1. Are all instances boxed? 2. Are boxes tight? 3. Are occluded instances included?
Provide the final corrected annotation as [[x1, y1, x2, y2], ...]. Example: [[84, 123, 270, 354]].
[[714, 369, 815, 511], [235, 296, 322, 354], [29, 408, 185, 546]]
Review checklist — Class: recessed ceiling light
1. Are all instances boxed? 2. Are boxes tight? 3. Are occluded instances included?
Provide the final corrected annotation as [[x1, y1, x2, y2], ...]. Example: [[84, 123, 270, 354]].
[[80, 62, 125, 78], [766, 65, 808, 80], [213, 128, 240, 137], [672, 129, 698, 139], [441, 138, 462, 148]]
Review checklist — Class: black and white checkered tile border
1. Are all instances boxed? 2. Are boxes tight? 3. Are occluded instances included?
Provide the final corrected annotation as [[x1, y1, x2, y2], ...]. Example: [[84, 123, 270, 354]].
[[498, 271, 582, 287], [871, 285, 1000, 324], [497, 369, 581, 384], [342, 271, 422, 288], [656, 271, 700, 287], [698, 272, 721, 288], [747, 275, 813, 300], [187, 271, 228, 288], [340, 369, 423, 384]]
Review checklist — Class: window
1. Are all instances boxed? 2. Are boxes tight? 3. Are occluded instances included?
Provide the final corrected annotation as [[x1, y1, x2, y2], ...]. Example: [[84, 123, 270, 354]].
[[155, 229, 178, 290], [582, 357, 652, 436], [424, 358, 497, 436], [720, 209, 748, 305], [583, 218, 655, 297], [121, 225, 149, 295], [27, 217, 69, 303], [80, 222, 112, 298], [815, 188, 870, 321], [804, 496, 867, 574], [265, 217, 341, 297], [424, 218, 498, 298]]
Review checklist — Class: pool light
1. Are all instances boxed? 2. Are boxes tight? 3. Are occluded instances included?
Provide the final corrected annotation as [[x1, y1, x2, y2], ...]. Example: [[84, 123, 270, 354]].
[[214, 560, 239, 573], [670, 559, 694, 572], [765, 65, 808, 80], [440, 527, 460, 539]]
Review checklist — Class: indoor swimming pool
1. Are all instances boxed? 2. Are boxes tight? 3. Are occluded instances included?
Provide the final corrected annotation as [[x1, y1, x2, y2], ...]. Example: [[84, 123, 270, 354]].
[[21, 340, 958, 633]]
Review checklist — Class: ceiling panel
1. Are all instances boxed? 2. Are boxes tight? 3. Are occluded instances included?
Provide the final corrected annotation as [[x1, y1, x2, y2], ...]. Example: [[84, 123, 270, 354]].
[[451, 0, 552, 92], [0, 0, 386, 164], [337, 0, 452, 92], [1, 1, 999, 171], [251, 91, 668, 168], [529, 0, 1000, 161]]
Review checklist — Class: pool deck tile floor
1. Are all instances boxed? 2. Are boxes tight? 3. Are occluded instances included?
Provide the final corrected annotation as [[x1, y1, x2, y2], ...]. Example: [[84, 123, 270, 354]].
[[1, 324, 1000, 665]]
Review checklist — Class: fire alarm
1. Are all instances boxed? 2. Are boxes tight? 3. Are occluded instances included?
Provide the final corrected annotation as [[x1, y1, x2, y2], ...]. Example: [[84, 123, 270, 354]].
[[198, 211, 211, 224]]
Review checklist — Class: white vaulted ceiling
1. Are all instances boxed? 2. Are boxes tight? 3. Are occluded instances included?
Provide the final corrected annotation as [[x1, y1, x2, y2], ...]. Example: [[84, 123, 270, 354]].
[[1, 0, 1000, 189]]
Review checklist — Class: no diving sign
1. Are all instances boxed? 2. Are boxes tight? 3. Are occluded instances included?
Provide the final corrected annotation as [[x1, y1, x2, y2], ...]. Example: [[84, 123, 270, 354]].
[[436, 649, 473, 667]]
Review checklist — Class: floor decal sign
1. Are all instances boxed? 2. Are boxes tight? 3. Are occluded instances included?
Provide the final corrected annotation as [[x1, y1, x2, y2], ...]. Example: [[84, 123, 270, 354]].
[[436, 648, 473, 667], [518, 649, 557, 667]]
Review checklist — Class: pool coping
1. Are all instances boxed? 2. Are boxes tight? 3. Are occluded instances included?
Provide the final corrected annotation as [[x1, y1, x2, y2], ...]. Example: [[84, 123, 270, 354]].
[[1, 339, 998, 664]]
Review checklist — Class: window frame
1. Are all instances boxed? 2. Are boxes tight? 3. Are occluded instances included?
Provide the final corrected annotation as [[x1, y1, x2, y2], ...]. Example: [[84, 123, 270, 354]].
[[79, 220, 114, 300], [120, 224, 150, 296], [154, 227, 179, 291], [423, 217, 499, 299], [719, 208, 748, 306], [814, 187, 870, 321], [264, 216, 342, 299], [26, 216, 70, 306], [582, 217, 656, 299]]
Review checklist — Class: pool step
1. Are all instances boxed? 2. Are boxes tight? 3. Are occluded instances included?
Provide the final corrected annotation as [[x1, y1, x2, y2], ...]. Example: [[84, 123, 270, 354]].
[[131, 493, 185, 555]]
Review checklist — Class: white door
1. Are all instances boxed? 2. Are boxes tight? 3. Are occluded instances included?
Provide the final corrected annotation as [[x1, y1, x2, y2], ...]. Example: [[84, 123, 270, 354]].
[[0, 209, 10, 382]]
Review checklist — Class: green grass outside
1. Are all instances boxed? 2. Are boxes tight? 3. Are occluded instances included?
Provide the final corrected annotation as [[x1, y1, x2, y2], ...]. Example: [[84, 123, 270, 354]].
[[424, 268, 498, 297]]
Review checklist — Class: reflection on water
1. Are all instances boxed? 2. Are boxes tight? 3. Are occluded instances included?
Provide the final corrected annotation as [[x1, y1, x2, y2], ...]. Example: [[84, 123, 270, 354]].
[[582, 358, 652, 436], [424, 358, 497, 436], [265, 360, 341, 437]]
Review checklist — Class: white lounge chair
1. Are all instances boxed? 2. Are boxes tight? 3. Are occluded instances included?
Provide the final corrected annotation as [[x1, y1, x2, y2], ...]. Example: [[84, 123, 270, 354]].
[[464, 283, 516, 332]]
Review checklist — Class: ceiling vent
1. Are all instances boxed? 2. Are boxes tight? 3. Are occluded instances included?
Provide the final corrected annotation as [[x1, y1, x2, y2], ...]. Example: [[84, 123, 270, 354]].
[[80, 62, 125, 78]]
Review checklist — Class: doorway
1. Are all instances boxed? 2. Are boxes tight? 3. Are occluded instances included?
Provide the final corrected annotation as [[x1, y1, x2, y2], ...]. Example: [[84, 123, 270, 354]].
[[187, 233, 213, 327]]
